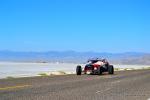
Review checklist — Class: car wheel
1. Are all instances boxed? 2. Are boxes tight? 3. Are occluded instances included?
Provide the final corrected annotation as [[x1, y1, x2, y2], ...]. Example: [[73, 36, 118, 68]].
[[76, 65, 82, 75], [108, 65, 114, 74]]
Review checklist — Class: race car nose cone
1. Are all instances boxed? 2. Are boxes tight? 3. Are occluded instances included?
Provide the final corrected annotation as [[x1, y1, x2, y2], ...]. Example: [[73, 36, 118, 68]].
[[94, 67, 97, 70]]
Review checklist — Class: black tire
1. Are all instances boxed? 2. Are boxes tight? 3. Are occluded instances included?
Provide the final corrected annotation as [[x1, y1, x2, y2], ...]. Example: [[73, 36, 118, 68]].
[[108, 65, 114, 74], [76, 65, 82, 75], [98, 67, 103, 75]]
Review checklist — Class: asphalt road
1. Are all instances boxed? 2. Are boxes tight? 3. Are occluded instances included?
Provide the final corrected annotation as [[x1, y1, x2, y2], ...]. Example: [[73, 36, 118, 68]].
[[0, 70, 150, 100]]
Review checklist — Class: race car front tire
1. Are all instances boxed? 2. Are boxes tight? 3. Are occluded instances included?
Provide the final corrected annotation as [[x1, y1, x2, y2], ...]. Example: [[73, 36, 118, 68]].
[[76, 65, 82, 75], [108, 65, 114, 74]]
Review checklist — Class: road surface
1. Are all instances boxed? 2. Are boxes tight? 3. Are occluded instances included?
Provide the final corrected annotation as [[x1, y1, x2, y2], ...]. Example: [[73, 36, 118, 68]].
[[0, 70, 150, 100]]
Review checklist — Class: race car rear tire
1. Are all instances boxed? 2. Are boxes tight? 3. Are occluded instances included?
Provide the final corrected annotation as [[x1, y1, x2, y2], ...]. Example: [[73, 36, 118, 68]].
[[76, 65, 82, 75], [98, 67, 103, 75], [108, 65, 114, 74]]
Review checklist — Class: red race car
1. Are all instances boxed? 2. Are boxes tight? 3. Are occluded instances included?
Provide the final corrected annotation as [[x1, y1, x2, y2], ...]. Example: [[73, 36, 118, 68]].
[[76, 58, 114, 75]]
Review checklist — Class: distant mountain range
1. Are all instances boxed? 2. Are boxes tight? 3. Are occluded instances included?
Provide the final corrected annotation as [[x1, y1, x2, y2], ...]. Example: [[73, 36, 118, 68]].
[[0, 51, 150, 65]]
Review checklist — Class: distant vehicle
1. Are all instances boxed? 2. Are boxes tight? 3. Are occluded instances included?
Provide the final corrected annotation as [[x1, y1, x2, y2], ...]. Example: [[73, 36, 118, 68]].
[[76, 58, 114, 75]]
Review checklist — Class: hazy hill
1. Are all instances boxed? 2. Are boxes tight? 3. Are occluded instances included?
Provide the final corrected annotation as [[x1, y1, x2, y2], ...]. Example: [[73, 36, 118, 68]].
[[0, 51, 150, 65]]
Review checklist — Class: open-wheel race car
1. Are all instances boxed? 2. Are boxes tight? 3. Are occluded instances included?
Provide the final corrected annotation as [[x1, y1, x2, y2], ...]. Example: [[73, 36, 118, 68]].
[[76, 58, 114, 75]]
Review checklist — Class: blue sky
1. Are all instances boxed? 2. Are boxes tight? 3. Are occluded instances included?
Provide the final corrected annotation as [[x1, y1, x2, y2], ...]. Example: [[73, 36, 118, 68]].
[[0, 0, 150, 53]]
